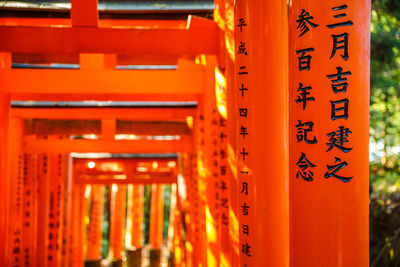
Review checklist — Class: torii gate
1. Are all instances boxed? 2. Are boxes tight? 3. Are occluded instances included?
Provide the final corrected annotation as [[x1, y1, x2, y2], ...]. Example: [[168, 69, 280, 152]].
[[0, 0, 370, 266]]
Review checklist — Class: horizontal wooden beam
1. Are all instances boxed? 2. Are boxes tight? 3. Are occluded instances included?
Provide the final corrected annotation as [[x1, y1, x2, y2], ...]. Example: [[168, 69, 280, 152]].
[[11, 107, 196, 120], [23, 137, 191, 153], [23, 119, 191, 136], [10, 93, 200, 102], [0, 18, 188, 29], [0, 24, 218, 55], [77, 177, 177, 185], [0, 68, 203, 94]]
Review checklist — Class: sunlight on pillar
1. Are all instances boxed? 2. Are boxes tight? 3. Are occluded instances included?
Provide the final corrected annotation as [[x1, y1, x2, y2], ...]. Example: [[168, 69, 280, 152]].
[[215, 67, 228, 120], [87, 161, 96, 169]]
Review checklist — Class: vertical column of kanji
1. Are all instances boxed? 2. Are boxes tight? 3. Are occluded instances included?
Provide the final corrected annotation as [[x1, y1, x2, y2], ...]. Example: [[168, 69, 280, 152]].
[[289, 1, 370, 265], [22, 153, 36, 267], [6, 118, 24, 266], [0, 53, 10, 266], [35, 139, 50, 267], [61, 155, 72, 267], [109, 185, 127, 262], [47, 144, 64, 267], [224, 1, 240, 263], [215, 63, 231, 267], [86, 185, 104, 261], [218, 114, 230, 267], [195, 102, 208, 266], [236, 0, 291, 265], [234, 1, 255, 265]]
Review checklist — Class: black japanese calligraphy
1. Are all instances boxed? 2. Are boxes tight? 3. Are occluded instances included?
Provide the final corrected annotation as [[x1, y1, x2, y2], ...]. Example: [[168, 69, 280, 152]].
[[327, 67, 352, 94], [326, 126, 352, 153], [296, 120, 317, 144], [325, 157, 352, 182], [296, 83, 315, 109], [296, 48, 315, 71], [297, 9, 319, 37], [296, 152, 317, 181], [330, 98, 349, 120]]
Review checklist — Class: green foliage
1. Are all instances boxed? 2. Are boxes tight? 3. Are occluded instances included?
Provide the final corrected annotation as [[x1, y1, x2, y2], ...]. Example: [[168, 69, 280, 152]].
[[370, 1, 400, 266]]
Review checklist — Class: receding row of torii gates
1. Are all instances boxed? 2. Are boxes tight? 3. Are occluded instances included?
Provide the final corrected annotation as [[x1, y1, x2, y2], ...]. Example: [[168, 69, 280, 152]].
[[0, 0, 370, 266]]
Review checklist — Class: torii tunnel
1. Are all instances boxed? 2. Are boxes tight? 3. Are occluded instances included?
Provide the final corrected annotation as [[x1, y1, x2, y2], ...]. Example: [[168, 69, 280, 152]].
[[0, 0, 370, 266]]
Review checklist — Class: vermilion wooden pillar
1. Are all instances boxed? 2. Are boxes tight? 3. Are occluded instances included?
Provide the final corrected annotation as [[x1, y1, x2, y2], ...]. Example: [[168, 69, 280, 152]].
[[222, 1, 240, 264], [109, 185, 126, 261], [0, 53, 10, 266], [193, 109, 208, 267], [86, 185, 104, 261], [149, 184, 164, 250], [235, 0, 290, 266], [203, 55, 222, 267], [167, 183, 177, 253], [289, 1, 370, 266], [47, 151, 65, 267], [6, 118, 24, 266], [129, 185, 144, 250]]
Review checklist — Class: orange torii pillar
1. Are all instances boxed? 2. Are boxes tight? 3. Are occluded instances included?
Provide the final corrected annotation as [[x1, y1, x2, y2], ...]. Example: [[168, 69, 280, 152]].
[[192, 110, 208, 267], [203, 55, 222, 267], [167, 183, 177, 266], [6, 118, 24, 266], [181, 153, 195, 267], [86, 185, 105, 264], [125, 184, 144, 267], [109, 185, 127, 265], [149, 184, 164, 266], [234, 0, 290, 266], [47, 151, 65, 267], [222, 1, 241, 264], [289, 1, 370, 266], [0, 53, 10, 266]]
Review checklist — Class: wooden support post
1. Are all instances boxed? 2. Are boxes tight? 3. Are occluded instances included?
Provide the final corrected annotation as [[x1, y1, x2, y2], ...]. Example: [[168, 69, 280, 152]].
[[129, 185, 144, 250], [235, 0, 290, 266], [86, 185, 105, 261], [0, 52, 10, 266], [109, 185, 127, 261], [289, 1, 370, 266], [126, 184, 144, 267]]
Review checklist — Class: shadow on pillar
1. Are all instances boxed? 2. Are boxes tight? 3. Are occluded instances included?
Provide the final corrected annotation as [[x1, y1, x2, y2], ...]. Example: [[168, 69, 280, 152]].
[[85, 259, 102, 267], [149, 249, 161, 267], [110, 259, 123, 267], [126, 248, 142, 267], [167, 251, 175, 267]]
